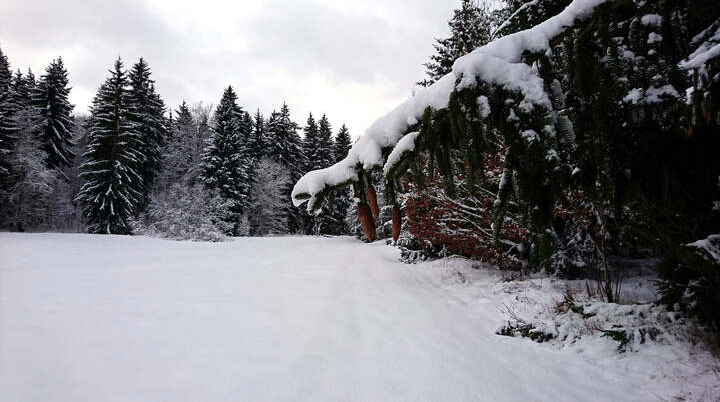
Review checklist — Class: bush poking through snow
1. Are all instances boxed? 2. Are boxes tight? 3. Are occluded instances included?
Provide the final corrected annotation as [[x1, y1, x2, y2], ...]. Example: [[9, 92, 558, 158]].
[[132, 184, 233, 241], [496, 287, 683, 353]]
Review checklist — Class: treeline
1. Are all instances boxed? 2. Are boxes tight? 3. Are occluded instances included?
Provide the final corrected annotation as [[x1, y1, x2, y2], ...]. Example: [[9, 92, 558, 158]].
[[0, 49, 353, 239]]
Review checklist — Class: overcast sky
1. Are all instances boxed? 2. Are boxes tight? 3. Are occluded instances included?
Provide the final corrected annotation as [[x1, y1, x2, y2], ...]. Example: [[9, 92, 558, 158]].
[[0, 0, 458, 137]]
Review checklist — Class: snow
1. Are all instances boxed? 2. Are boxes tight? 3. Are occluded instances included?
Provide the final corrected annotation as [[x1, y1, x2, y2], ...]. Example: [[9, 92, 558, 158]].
[[1, 233, 717, 401], [383, 131, 420, 175], [645, 84, 681, 102], [682, 43, 720, 69], [293, 0, 615, 209], [682, 23, 720, 69], [640, 14, 662, 27], [477, 95, 491, 118], [647, 32, 663, 45], [521, 129, 540, 143], [688, 234, 720, 264], [623, 85, 680, 105]]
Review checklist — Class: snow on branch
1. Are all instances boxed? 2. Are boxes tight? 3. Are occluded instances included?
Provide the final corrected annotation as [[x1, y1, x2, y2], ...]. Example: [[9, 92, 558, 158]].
[[383, 131, 420, 176], [292, 0, 614, 211], [681, 22, 720, 70]]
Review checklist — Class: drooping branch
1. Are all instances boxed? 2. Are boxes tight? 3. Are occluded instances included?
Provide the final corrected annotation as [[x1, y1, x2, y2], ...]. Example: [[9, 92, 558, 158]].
[[292, 0, 615, 215]]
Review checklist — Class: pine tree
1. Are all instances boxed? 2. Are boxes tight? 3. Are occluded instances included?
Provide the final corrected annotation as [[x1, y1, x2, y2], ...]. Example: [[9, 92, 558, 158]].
[[315, 115, 334, 169], [333, 124, 352, 163], [301, 113, 319, 171], [76, 58, 145, 234], [32, 58, 75, 169], [247, 109, 267, 159], [266, 103, 302, 171], [331, 124, 353, 235], [199, 86, 254, 234], [127, 58, 168, 207], [0, 48, 15, 182], [239, 109, 253, 147], [307, 114, 336, 234], [11, 69, 33, 109], [265, 102, 304, 232], [420, 0, 494, 85], [23, 68, 35, 88]]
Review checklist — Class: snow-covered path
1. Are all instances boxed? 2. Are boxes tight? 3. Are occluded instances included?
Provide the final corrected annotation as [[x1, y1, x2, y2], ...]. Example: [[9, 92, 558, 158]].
[[0, 234, 683, 401]]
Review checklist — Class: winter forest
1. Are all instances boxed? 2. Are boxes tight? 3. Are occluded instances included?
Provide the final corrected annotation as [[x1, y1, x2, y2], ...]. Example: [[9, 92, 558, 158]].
[[0, 54, 354, 239], [1, 0, 720, 400]]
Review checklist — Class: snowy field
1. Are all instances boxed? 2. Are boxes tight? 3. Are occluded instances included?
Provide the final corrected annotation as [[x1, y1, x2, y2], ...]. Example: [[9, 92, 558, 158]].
[[0, 233, 716, 401]]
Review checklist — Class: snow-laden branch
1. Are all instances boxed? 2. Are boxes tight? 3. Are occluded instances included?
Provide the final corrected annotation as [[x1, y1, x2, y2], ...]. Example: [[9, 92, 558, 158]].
[[292, 0, 614, 211], [680, 22, 720, 70]]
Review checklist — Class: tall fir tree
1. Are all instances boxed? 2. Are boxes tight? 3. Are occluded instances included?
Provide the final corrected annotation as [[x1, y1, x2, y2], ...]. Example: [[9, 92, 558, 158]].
[[266, 103, 302, 169], [333, 124, 352, 163], [301, 113, 319, 173], [265, 102, 304, 232], [315, 115, 334, 169], [420, 0, 494, 85], [127, 58, 168, 207], [0, 48, 15, 182], [32, 58, 75, 169], [330, 124, 353, 235], [23, 68, 35, 88], [77, 58, 145, 234], [300, 113, 321, 234], [309, 114, 336, 234], [238, 109, 253, 147], [247, 109, 267, 159], [11, 69, 33, 109], [199, 86, 254, 235]]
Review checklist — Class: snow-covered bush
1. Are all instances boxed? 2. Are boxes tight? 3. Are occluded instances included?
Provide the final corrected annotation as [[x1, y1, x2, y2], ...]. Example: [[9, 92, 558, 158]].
[[132, 184, 233, 241], [659, 234, 720, 348], [497, 294, 680, 353]]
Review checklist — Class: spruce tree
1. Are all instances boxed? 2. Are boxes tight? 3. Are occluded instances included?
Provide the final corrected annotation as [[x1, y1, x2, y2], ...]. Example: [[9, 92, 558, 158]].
[[127, 58, 168, 207], [23, 68, 35, 88], [0, 48, 15, 182], [315, 115, 334, 169], [176, 101, 193, 126], [333, 124, 352, 163], [300, 113, 322, 233], [77, 58, 145, 234], [199, 86, 254, 234], [32, 58, 75, 169], [308, 114, 336, 234], [301, 113, 319, 170], [420, 0, 494, 85], [248, 109, 267, 159], [266, 103, 302, 170], [239, 110, 253, 147], [11, 69, 33, 108], [265, 102, 304, 232], [331, 125, 353, 235]]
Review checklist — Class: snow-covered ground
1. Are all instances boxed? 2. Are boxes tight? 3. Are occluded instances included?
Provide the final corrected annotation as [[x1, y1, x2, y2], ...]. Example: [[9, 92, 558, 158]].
[[0, 233, 717, 401]]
